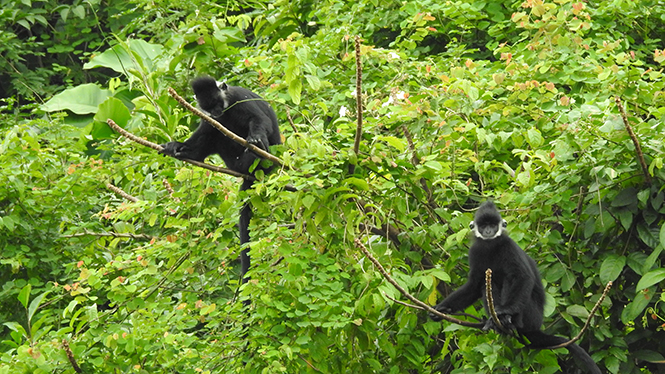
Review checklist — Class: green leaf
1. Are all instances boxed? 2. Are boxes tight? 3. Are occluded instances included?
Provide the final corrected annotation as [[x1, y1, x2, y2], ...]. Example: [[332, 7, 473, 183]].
[[599, 255, 626, 284], [344, 177, 369, 191], [637, 224, 660, 248], [72, 5, 85, 18], [635, 269, 665, 291], [288, 78, 302, 105], [621, 288, 655, 323], [84, 39, 163, 74], [566, 305, 589, 319], [427, 268, 450, 282], [27, 291, 49, 324], [617, 208, 633, 230], [660, 222, 665, 246], [40, 84, 111, 114], [305, 74, 321, 90], [611, 188, 637, 207], [633, 350, 665, 363], [212, 28, 246, 43], [3, 322, 27, 338], [379, 136, 406, 152], [18, 284, 31, 309], [93, 97, 132, 139], [526, 128, 543, 148]]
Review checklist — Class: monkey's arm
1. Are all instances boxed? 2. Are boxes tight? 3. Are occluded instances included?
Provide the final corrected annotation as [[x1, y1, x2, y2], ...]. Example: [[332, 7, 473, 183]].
[[160, 120, 222, 162], [430, 266, 483, 322]]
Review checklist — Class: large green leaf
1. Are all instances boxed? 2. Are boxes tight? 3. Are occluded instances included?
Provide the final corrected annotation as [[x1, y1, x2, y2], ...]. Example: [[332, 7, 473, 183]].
[[635, 268, 665, 291], [599, 255, 626, 284], [83, 39, 163, 74], [621, 288, 656, 323], [92, 97, 132, 139], [40, 84, 111, 114]]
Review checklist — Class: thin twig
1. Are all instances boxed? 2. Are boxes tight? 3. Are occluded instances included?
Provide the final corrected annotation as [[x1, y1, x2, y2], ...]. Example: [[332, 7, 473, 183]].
[[353, 237, 484, 328], [62, 230, 152, 240], [167, 87, 283, 166], [106, 119, 251, 180], [542, 281, 612, 349], [615, 96, 651, 184], [384, 293, 425, 310], [285, 107, 298, 133], [383, 292, 483, 322], [349, 35, 363, 175], [106, 183, 139, 202]]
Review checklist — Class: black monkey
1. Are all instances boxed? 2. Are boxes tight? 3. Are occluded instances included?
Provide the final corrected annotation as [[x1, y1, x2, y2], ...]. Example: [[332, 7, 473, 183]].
[[430, 201, 601, 374], [161, 76, 281, 284]]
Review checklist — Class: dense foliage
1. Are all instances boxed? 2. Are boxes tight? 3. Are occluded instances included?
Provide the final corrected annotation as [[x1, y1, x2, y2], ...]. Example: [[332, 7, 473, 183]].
[[2, 0, 665, 373]]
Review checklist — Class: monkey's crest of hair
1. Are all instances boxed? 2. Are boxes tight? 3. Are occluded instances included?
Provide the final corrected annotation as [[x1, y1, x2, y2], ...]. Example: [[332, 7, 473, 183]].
[[474, 201, 502, 225]]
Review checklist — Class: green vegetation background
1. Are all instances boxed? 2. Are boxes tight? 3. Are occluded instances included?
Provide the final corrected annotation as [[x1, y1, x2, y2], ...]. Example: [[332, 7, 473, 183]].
[[1, 0, 664, 373]]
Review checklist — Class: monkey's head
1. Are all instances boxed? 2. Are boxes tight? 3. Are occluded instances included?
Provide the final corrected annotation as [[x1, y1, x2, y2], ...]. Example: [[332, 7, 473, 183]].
[[470, 201, 507, 240], [191, 76, 230, 115]]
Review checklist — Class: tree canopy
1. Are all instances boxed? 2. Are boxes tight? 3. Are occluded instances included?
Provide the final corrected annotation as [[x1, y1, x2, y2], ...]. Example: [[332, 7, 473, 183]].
[[1, 0, 665, 373]]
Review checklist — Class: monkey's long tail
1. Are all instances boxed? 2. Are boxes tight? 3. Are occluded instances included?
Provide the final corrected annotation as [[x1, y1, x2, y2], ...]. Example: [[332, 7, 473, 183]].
[[238, 179, 253, 306], [522, 331, 602, 374]]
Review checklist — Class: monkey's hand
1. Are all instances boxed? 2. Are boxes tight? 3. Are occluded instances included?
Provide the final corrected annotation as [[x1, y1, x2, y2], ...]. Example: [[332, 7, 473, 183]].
[[482, 313, 515, 333], [429, 304, 453, 322], [246, 133, 270, 153], [160, 141, 190, 160]]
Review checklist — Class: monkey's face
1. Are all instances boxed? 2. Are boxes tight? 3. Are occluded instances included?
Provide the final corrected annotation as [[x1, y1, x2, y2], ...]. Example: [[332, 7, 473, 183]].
[[470, 218, 507, 240], [191, 76, 227, 115]]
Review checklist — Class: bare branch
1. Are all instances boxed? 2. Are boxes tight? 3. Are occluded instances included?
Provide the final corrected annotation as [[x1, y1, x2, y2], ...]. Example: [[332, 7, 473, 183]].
[[285, 106, 298, 133], [353, 237, 484, 328], [62, 230, 153, 240], [167, 87, 283, 167], [542, 281, 612, 349], [485, 269, 508, 333], [615, 96, 651, 184], [61, 339, 83, 373], [106, 182, 139, 202], [106, 119, 252, 180], [162, 178, 181, 203]]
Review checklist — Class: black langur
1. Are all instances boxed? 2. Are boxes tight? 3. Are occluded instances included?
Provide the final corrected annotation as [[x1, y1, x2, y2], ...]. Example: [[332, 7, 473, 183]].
[[161, 76, 281, 284], [430, 201, 601, 374]]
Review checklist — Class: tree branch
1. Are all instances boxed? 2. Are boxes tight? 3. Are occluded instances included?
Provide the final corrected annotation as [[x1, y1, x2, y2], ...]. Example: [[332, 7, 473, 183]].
[[62, 230, 153, 240], [349, 35, 363, 175], [615, 96, 651, 184], [106, 182, 139, 202], [353, 237, 484, 328], [106, 119, 252, 180], [167, 87, 283, 167], [485, 269, 509, 334], [542, 281, 612, 349], [61, 339, 82, 373]]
